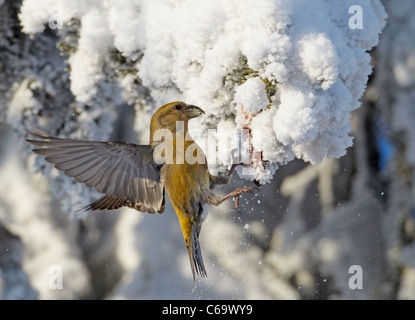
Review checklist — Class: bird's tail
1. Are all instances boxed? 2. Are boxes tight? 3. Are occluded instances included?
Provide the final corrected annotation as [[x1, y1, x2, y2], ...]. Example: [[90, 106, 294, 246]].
[[187, 224, 207, 280]]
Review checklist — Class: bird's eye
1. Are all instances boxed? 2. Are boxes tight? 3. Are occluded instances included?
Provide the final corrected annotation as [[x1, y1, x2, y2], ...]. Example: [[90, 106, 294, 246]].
[[174, 104, 182, 111]]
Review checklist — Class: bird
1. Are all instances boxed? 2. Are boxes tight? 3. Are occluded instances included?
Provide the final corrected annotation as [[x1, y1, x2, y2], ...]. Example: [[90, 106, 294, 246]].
[[26, 101, 257, 280]]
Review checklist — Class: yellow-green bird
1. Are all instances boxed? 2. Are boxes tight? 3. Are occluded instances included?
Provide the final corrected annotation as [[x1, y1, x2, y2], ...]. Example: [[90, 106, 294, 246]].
[[26, 101, 255, 279]]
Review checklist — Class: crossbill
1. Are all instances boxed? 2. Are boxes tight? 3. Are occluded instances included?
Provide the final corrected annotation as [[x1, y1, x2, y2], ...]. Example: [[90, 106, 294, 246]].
[[26, 101, 256, 280]]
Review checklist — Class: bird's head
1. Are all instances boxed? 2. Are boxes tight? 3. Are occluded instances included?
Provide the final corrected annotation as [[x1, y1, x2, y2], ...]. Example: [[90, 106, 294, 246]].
[[150, 101, 205, 145]]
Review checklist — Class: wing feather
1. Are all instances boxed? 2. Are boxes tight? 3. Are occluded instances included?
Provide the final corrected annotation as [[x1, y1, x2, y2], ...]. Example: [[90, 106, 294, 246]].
[[26, 128, 165, 213]]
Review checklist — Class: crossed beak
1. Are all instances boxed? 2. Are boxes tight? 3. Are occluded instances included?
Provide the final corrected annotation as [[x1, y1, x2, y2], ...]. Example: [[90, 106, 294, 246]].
[[185, 105, 205, 119]]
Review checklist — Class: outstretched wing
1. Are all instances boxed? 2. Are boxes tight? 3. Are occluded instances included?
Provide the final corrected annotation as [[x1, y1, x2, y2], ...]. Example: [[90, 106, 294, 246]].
[[26, 128, 165, 214]]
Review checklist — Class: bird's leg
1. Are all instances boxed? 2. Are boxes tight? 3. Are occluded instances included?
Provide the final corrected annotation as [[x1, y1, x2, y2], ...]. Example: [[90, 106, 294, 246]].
[[234, 194, 240, 212], [210, 161, 242, 188], [221, 187, 256, 202], [201, 186, 258, 211], [221, 186, 258, 212]]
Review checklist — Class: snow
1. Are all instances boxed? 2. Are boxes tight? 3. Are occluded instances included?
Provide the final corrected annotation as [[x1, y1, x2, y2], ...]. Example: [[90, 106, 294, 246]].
[[298, 33, 339, 90], [68, 9, 114, 103], [0, 129, 91, 299], [17, 0, 387, 183], [2, 0, 404, 301], [274, 87, 317, 146], [234, 78, 269, 113]]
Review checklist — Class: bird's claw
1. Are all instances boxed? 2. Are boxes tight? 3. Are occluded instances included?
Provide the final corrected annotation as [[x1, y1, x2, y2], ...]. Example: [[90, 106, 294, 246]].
[[253, 180, 262, 187], [234, 194, 240, 213], [225, 186, 259, 212]]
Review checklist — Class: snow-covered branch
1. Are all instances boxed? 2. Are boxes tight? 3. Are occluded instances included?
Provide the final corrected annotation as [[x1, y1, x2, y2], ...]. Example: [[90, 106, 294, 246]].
[[15, 0, 386, 185]]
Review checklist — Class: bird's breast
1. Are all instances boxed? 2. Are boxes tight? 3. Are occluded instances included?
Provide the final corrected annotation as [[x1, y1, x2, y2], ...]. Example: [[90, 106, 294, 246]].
[[162, 161, 209, 216]]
